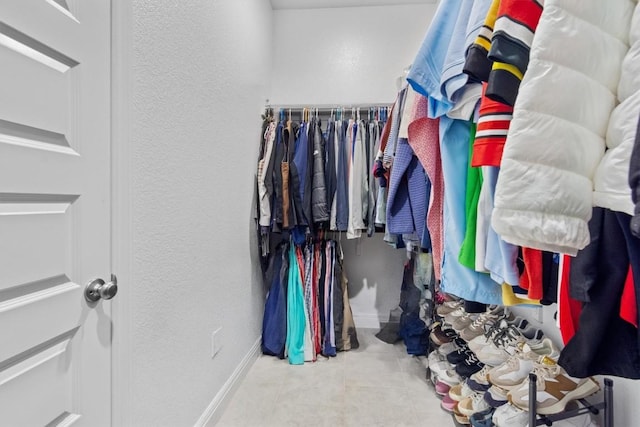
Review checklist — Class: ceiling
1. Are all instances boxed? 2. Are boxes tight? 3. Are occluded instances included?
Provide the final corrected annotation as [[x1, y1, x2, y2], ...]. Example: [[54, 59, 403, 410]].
[[270, 0, 437, 10]]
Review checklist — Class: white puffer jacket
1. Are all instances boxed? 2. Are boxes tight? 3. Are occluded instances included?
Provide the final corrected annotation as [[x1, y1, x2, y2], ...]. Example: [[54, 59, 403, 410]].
[[593, 3, 640, 215], [492, 0, 635, 255]]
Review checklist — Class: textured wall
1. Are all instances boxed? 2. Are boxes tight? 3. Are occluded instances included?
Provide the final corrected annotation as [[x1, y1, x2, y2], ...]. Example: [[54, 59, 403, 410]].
[[270, 4, 436, 106], [270, 4, 436, 327], [129, 1, 272, 425]]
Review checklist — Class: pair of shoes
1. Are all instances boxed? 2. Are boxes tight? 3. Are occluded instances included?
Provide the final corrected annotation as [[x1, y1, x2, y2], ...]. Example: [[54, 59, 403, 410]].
[[431, 323, 458, 346], [453, 405, 470, 425], [476, 323, 543, 367], [435, 299, 463, 317], [467, 365, 492, 392], [469, 407, 495, 427], [484, 385, 509, 408], [458, 391, 492, 417], [435, 379, 451, 397], [488, 338, 559, 390], [447, 346, 475, 365], [441, 394, 458, 413], [449, 380, 475, 401], [459, 307, 503, 342], [438, 337, 467, 357], [451, 312, 479, 332], [455, 352, 485, 378], [508, 356, 601, 415], [492, 403, 528, 427]]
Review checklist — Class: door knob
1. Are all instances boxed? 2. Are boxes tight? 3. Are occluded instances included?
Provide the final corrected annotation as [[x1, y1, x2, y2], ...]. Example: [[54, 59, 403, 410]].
[[85, 274, 118, 302]]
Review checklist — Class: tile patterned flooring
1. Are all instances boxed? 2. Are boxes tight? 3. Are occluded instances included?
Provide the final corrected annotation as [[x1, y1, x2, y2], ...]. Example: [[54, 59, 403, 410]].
[[217, 329, 455, 426]]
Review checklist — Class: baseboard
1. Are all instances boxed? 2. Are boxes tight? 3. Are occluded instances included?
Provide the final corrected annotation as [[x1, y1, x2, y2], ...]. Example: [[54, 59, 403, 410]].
[[194, 337, 261, 427], [353, 313, 386, 329]]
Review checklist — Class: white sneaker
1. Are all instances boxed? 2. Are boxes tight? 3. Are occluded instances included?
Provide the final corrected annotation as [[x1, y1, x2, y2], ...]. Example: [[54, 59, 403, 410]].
[[458, 391, 491, 417], [429, 360, 454, 377], [475, 325, 524, 366], [449, 380, 475, 401], [488, 338, 560, 389], [492, 403, 528, 427], [438, 368, 463, 386], [508, 357, 601, 415]]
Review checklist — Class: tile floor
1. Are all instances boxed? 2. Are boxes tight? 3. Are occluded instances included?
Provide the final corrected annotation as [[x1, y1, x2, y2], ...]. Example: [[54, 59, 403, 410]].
[[217, 329, 455, 427]]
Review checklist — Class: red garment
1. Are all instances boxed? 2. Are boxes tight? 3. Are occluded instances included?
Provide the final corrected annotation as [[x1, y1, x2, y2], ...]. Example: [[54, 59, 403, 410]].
[[520, 247, 543, 300], [620, 266, 638, 328], [407, 94, 444, 281], [558, 255, 583, 345], [472, 83, 514, 167]]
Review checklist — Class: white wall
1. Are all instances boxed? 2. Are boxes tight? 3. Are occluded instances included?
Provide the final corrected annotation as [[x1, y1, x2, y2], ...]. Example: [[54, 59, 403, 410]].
[[270, 4, 437, 105], [270, 4, 436, 328], [127, 1, 272, 425]]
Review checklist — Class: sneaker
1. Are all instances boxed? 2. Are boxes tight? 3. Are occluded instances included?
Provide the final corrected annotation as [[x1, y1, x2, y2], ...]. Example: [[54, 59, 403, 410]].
[[430, 360, 455, 378], [435, 379, 451, 397], [431, 323, 458, 345], [443, 307, 467, 325], [447, 347, 475, 365], [507, 356, 601, 415], [455, 352, 485, 378], [484, 385, 509, 408], [460, 310, 501, 342], [428, 349, 446, 366], [436, 299, 463, 317], [469, 407, 495, 427], [488, 338, 560, 390], [437, 341, 459, 356], [467, 365, 492, 392], [438, 368, 463, 386], [453, 407, 471, 425], [468, 318, 516, 353], [475, 325, 525, 367], [452, 312, 477, 332], [458, 391, 492, 417], [492, 403, 528, 427], [441, 394, 458, 413], [449, 380, 475, 401]]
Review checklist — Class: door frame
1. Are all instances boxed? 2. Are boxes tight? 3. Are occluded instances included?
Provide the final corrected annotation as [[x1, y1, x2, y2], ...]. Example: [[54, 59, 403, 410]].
[[111, 0, 133, 425]]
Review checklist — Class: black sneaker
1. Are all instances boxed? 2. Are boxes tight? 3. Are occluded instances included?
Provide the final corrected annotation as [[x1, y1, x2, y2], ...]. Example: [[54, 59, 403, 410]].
[[446, 347, 474, 365], [455, 352, 485, 378]]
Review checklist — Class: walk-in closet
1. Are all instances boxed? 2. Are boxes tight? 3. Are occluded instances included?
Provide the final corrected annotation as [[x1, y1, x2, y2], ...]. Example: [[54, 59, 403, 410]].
[[224, 0, 640, 426]]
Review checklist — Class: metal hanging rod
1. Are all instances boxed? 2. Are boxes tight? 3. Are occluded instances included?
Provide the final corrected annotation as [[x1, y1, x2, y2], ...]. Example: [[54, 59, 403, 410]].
[[266, 103, 390, 110]]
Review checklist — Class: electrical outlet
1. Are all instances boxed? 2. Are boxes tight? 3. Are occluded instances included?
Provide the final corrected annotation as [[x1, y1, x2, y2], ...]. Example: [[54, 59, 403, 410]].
[[211, 327, 222, 358]]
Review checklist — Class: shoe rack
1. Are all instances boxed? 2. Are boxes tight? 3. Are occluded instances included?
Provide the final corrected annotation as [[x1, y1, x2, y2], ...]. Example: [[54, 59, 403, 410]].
[[526, 374, 614, 427]]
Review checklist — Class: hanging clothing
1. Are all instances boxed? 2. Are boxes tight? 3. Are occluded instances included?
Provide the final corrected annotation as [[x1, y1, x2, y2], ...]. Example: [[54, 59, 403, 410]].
[[285, 242, 306, 365], [559, 209, 640, 379], [439, 117, 502, 304], [486, 0, 544, 106], [347, 120, 368, 239], [261, 243, 288, 358], [310, 118, 329, 224], [386, 138, 428, 239], [334, 120, 349, 232], [407, 95, 444, 280], [492, 0, 634, 255]]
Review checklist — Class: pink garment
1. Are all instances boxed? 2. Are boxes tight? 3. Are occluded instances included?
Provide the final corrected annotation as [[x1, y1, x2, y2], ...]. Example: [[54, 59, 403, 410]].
[[408, 94, 444, 281]]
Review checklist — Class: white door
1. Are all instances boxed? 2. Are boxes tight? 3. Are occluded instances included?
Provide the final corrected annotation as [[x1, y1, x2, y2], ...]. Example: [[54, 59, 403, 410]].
[[0, 1, 112, 426]]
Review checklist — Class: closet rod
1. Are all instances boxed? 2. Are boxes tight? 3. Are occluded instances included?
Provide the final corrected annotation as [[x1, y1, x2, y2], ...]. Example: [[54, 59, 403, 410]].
[[266, 103, 391, 112]]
